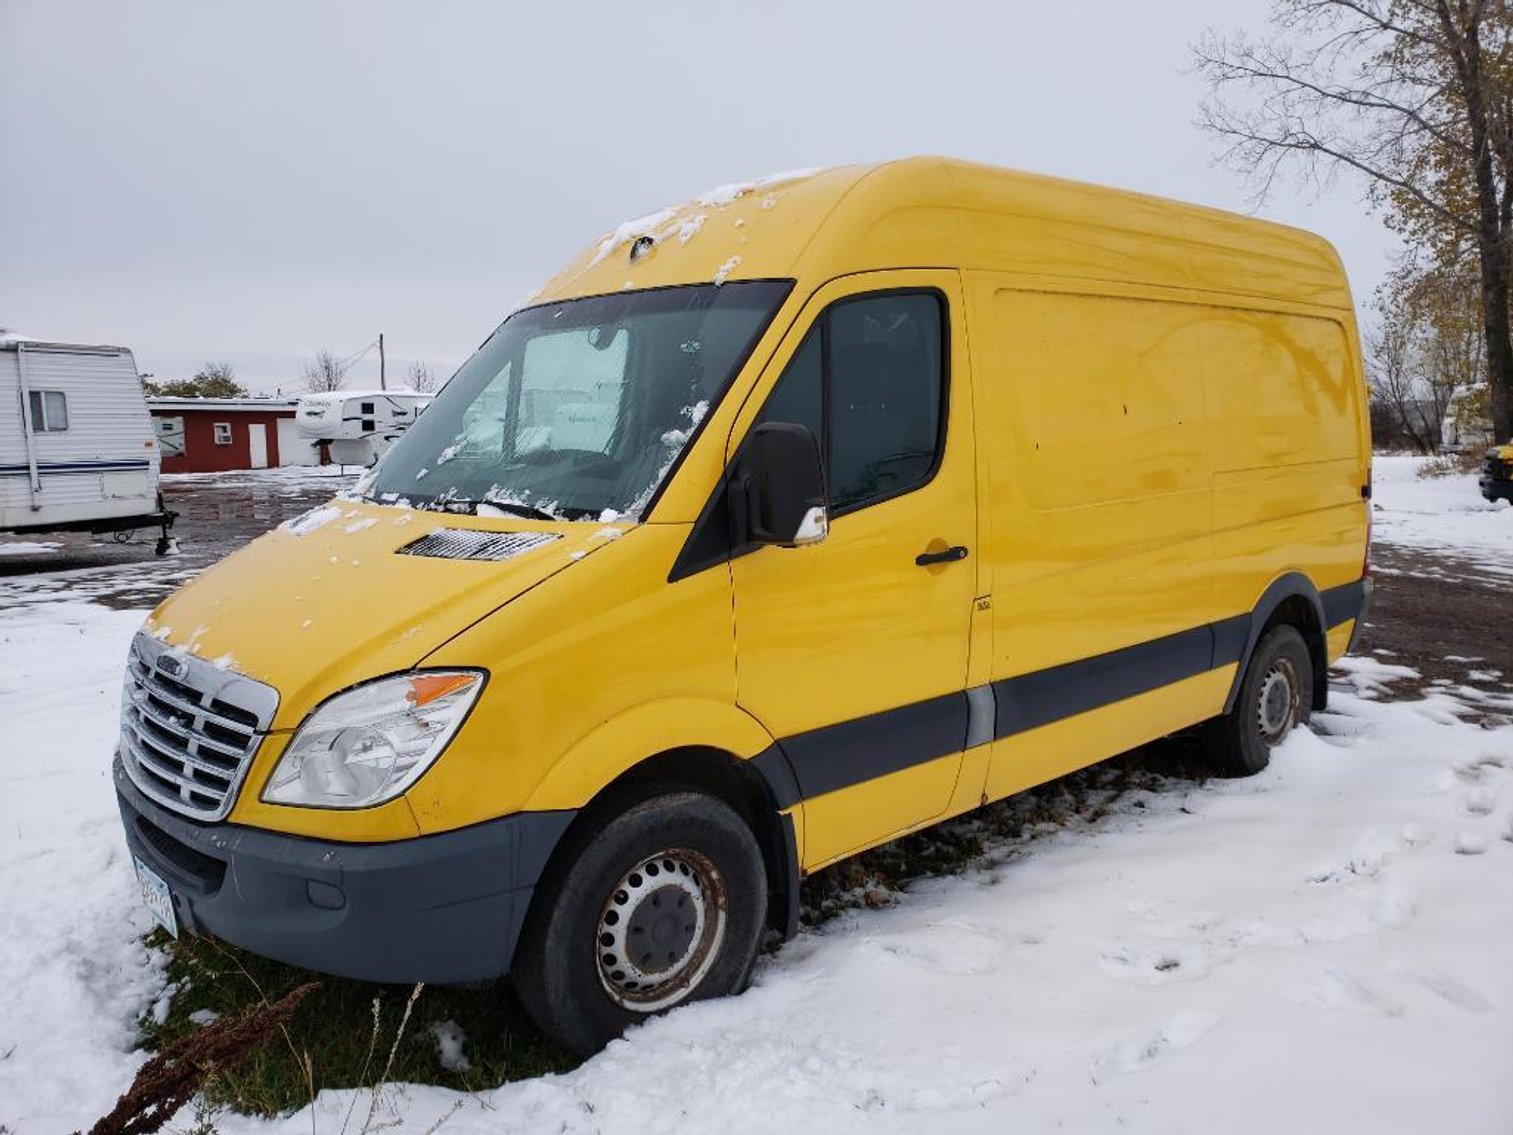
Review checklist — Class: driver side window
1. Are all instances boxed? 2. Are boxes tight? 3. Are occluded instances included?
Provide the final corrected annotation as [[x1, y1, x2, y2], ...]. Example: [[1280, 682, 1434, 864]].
[[757, 290, 946, 515]]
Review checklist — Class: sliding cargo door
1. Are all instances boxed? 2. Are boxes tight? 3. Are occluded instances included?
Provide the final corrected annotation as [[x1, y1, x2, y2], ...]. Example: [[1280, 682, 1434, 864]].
[[973, 283, 1222, 802]]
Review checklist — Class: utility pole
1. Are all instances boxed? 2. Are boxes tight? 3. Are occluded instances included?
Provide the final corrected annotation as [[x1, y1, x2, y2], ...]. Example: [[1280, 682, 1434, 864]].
[[379, 333, 386, 390]]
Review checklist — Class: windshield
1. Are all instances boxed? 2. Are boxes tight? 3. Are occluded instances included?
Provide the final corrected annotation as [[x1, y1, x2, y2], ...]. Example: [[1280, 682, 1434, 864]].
[[363, 281, 791, 520]]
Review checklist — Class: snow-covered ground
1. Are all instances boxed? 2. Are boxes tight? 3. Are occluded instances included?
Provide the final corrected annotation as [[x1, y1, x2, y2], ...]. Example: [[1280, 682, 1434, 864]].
[[0, 541, 62, 557], [160, 465, 356, 488], [1372, 453, 1512, 575], [2, 463, 1511, 1134], [0, 604, 171, 1128]]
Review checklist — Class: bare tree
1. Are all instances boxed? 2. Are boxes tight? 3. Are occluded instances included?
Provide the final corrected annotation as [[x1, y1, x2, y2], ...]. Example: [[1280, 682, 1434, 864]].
[[1367, 310, 1436, 451], [302, 348, 346, 393], [1194, 1, 1513, 442], [1370, 255, 1486, 448], [406, 359, 437, 393], [1368, 316, 1458, 452]]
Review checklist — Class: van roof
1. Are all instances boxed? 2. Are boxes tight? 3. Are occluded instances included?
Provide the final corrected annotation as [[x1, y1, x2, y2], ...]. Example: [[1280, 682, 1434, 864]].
[[535, 156, 1353, 313]]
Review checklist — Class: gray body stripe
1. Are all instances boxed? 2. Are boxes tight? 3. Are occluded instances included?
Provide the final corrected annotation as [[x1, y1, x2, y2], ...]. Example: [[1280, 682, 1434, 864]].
[[748, 579, 1367, 806]]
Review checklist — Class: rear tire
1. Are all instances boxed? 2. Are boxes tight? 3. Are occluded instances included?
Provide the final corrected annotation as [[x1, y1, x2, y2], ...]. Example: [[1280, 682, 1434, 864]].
[[1203, 624, 1313, 776], [512, 791, 767, 1057]]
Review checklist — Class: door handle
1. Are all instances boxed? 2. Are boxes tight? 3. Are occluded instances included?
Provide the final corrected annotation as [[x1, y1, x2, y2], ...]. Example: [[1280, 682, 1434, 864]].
[[915, 545, 968, 567]]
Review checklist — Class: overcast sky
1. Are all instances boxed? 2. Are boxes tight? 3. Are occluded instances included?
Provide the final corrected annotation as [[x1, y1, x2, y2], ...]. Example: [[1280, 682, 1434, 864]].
[[1, 0, 1399, 394]]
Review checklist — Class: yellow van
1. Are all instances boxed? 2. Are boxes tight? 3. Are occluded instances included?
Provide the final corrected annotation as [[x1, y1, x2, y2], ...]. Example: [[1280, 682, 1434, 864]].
[[116, 157, 1371, 1055], [1482, 442, 1513, 501]]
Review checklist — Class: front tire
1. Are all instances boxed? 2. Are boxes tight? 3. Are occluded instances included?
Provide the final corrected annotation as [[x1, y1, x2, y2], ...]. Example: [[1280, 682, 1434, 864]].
[[512, 791, 767, 1056], [1203, 624, 1314, 776]]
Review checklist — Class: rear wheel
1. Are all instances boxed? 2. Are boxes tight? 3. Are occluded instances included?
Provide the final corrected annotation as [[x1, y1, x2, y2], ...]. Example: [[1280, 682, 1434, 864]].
[[1203, 624, 1313, 776], [512, 791, 767, 1056]]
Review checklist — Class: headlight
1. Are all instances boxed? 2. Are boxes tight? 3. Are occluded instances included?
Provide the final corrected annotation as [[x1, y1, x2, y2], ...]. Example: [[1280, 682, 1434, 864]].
[[262, 670, 485, 808]]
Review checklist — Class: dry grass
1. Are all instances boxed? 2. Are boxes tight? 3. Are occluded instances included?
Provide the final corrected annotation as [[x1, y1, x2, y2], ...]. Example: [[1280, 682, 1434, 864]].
[[1418, 450, 1485, 478], [85, 982, 317, 1135]]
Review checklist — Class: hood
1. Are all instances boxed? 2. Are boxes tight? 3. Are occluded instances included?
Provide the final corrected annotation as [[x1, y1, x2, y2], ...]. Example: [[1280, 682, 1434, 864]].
[[144, 498, 629, 731]]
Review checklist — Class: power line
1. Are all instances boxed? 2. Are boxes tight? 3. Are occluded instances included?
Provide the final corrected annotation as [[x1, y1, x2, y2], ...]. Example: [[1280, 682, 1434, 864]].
[[336, 338, 380, 371]]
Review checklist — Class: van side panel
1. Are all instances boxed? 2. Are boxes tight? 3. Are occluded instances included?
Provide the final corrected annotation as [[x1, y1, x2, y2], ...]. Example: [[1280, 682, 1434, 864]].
[[985, 669, 1234, 802], [974, 283, 1218, 671], [1197, 302, 1370, 642], [972, 281, 1226, 802]]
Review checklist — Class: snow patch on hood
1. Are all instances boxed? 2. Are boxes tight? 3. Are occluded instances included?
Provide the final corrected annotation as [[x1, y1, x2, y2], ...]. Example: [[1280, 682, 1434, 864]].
[[280, 505, 344, 537]]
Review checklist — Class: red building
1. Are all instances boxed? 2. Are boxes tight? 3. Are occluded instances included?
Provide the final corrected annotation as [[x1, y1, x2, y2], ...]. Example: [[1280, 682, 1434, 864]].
[[147, 398, 320, 473]]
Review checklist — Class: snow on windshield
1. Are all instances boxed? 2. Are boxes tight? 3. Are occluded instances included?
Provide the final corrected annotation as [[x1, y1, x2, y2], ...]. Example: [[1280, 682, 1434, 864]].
[[360, 282, 792, 522]]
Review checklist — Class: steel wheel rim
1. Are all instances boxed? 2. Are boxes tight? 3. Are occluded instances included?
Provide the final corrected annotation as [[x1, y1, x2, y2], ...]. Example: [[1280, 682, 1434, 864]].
[[595, 847, 728, 1013], [1256, 657, 1301, 745]]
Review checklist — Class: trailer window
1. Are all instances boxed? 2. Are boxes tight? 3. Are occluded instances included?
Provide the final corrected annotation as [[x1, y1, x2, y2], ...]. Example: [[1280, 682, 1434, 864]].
[[27, 390, 69, 432], [213, 422, 233, 445]]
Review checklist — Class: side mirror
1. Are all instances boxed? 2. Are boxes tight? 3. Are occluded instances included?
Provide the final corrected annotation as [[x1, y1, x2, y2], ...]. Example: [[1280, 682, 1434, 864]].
[[734, 421, 828, 547]]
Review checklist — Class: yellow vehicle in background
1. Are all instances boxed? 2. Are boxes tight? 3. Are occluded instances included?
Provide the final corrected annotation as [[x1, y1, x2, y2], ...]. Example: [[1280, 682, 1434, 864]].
[[1481, 443, 1513, 502], [115, 158, 1372, 1055]]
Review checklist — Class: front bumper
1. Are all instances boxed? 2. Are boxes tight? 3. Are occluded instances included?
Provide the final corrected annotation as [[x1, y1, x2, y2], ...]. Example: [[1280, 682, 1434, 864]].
[[115, 758, 574, 984], [1480, 476, 1513, 503]]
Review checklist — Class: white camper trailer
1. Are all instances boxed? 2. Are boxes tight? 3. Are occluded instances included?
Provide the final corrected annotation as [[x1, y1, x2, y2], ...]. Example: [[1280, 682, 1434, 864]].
[[295, 390, 431, 466], [1, 336, 175, 550]]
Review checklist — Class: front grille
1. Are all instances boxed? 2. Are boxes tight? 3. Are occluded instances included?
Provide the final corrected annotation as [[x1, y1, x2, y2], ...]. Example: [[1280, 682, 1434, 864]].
[[1485, 453, 1510, 481], [119, 633, 279, 821]]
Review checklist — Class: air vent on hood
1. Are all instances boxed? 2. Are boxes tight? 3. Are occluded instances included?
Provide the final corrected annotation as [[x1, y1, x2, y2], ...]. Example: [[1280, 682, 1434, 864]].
[[397, 529, 560, 562]]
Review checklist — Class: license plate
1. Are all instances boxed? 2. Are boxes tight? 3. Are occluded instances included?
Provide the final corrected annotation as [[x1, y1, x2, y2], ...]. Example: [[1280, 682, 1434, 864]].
[[133, 857, 178, 939]]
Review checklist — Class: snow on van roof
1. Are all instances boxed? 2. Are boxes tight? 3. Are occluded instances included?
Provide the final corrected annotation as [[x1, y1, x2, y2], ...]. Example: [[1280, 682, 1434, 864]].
[[693, 167, 827, 207], [584, 167, 829, 270]]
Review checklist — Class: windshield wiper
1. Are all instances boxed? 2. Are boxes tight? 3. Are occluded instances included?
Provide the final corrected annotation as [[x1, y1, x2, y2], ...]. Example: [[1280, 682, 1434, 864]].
[[420, 497, 559, 521], [478, 500, 558, 521]]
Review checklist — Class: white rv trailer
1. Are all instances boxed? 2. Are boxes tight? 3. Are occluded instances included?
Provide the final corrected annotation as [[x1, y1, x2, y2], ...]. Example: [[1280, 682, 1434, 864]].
[[1, 336, 175, 550], [295, 389, 431, 466]]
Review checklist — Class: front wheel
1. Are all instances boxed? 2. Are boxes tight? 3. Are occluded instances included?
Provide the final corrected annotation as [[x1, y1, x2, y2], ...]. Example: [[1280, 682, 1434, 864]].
[[1203, 624, 1314, 776], [512, 791, 767, 1056]]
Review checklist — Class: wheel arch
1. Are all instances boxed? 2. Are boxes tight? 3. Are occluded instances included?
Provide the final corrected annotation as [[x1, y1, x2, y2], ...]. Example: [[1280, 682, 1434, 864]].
[[522, 741, 804, 949], [520, 697, 778, 813], [1223, 571, 1330, 715]]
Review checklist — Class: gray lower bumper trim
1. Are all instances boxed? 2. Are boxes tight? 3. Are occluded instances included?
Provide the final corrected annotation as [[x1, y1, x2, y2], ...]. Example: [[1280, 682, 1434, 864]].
[[114, 758, 574, 984]]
